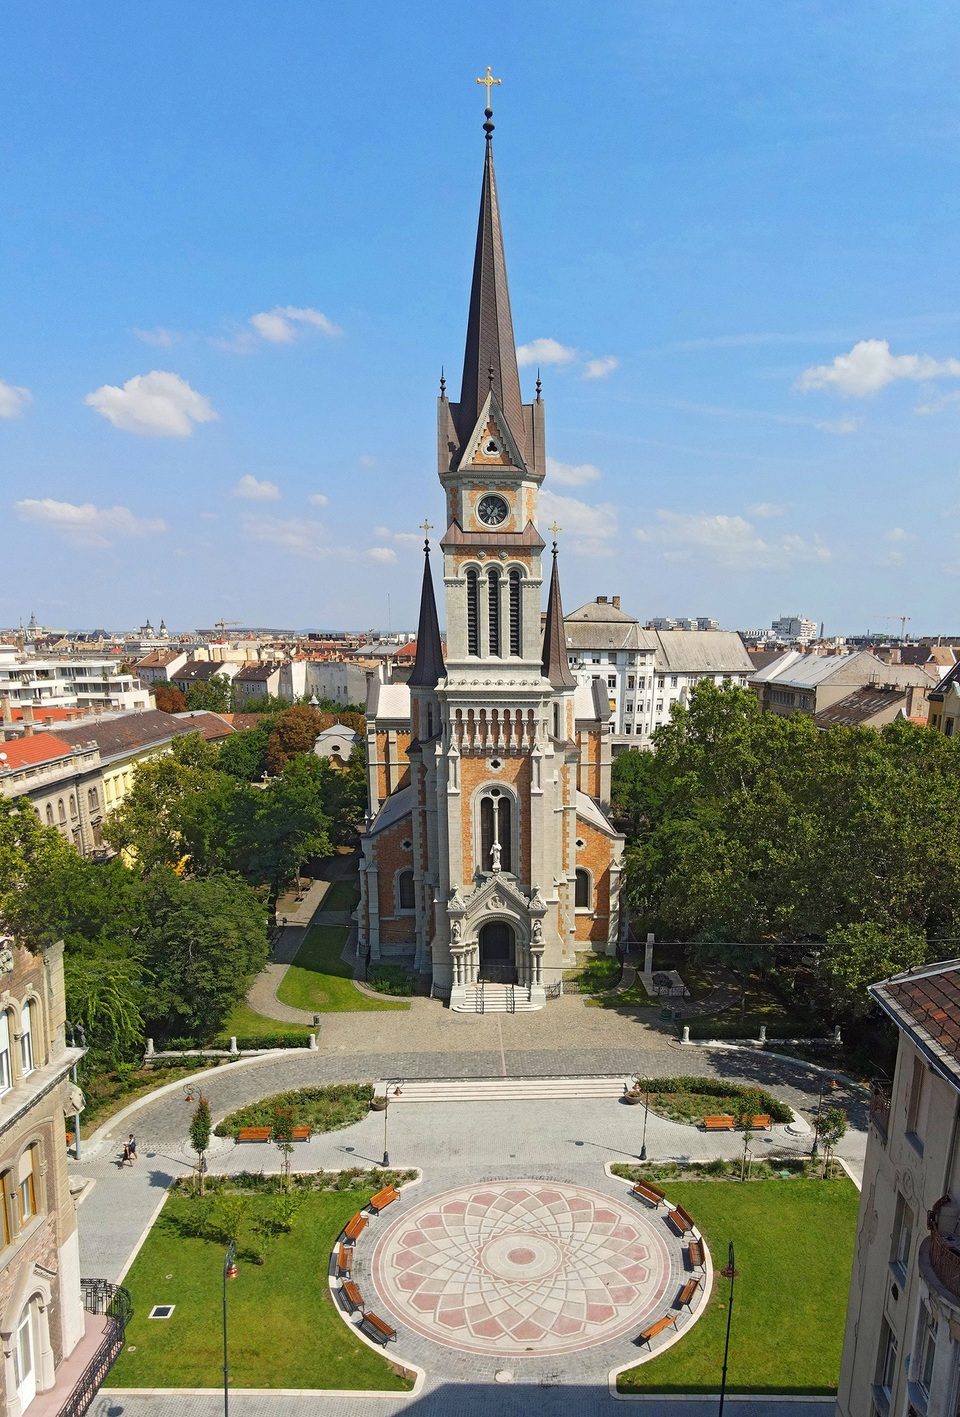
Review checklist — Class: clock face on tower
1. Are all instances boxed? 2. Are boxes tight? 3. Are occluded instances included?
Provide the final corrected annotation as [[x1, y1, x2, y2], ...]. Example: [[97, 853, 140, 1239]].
[[477, 494, 509, 527]]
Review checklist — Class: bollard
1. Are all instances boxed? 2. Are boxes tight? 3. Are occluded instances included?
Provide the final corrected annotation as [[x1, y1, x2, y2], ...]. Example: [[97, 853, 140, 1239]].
[[308, 1033, 318, 1051], [681, 1025, 690, 1044], [644, 933, 655, 976], [144, 1038, 155, 1057], [229, 1035, 239, 1055], [759, 1025, 767, 1043]]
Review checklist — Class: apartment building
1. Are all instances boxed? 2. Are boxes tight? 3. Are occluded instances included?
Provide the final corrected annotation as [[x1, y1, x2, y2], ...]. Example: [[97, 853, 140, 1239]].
[[752, 651, 935, 719], [837, 959, 960, 1417], [0, 647, 151, 715]]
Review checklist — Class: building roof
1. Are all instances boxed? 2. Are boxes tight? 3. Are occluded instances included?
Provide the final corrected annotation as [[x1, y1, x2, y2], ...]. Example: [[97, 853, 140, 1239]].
[[56, 709, 188, 760], [575, 789, 622, 839], [172, 660, 224, 683], [366, 681, 411, 722], [871, 960, 960, 1091], [367, 784, 413, 836], [747, 649, 789, 671], [454, 123, 525, 454], [749, 649, 865, 689], [134, 650, 184, 670], [541, 546, 576, 690], [439, 520, 545, 552], [566, 600, 639, 625], [812, 686, 907, 728], [171, 711, 235, 741], [408, 545, 446, 689], [929, 660, 960, 703], [573, 679, 612, 723], [233, 662, 281, 683], [652, 630, 753, 675], [0, 732, 75, 771]]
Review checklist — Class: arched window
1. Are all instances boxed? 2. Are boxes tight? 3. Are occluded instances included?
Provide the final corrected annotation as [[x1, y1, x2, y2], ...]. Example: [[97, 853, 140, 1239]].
[[466, 569, 480, 656], [480, 789, 512, 873], [16, 1147, 36, 1226], [487, 568, 500, 657], [553, 703, 561, 740], [0, 1013, 11, 1096], [57, 800, 66, 825], [397, 869, 415, 911], [45, 805, 54, 827], [69, 794, 77, 819], [509, 569, 522, 656], [575, 868, 591, 909], [88, 787, 99, 811], [19, 1002, 33, 1077]]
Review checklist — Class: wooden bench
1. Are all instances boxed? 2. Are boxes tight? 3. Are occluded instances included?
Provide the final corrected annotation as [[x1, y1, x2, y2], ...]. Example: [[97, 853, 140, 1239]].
[[336, 1243, 353, 1277], [667, 1205, 695, 1236], [632, 1180, 666, 1207], [703, 1115, 736, 1131], [368, 1184, 399, 1214], [343, 1212, 368, 1243], [636, 1312, 677, 1346], [686, 1239, 705, 1270], [236, 1124, 311, 1142], [675, 1276, 701, 1309], [749, 1114, 772, 1130], [361, 1312, 396, 1345], [341, 1280, 364, 1313]]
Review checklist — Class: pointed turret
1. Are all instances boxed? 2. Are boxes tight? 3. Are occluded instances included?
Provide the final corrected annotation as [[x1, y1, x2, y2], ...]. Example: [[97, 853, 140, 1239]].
[[408, 540, 446, 688], [457, 115, 525, 452], [541, 541, 576, 689]]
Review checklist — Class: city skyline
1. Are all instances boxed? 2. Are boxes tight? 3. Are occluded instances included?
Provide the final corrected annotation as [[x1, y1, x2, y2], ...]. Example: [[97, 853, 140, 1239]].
[[5, 3, 960, 633]]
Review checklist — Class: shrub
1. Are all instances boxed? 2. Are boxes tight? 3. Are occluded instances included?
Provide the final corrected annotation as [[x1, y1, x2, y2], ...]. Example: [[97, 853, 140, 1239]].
[[214, 1083, 374, 1137], [630, 1075, 793, 1124], [366, 964, 415, 997]]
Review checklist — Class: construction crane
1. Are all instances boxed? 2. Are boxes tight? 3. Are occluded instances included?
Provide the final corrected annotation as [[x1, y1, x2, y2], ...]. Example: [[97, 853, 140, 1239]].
[[214, 619, 242, 640], [876, 615, 912, 641]]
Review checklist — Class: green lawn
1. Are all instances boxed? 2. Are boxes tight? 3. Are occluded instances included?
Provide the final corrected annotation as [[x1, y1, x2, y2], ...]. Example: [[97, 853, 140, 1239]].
[[617, 1179, 858, 1395], [322, 878, 361, 913], [107, 1189, 412, 1391], [276, 925, 408, 1013], [213, 1001, 313, 1045]]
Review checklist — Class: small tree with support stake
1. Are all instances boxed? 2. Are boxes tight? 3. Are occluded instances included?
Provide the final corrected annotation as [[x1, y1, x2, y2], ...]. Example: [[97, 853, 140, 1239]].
[[271, 1104, 297, 1192], [190, 1094, 211, 1195]]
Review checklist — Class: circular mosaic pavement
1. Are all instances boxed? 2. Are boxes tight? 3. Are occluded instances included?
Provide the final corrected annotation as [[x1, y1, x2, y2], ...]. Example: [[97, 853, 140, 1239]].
[[371, 1180, 677, 1356]]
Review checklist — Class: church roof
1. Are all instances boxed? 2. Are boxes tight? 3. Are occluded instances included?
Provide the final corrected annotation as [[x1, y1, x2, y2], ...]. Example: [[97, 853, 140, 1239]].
[[567, 600, 639, 624], [440, 520, 545, 552], [407, 544, 446, 688], [457, 124, 525, 455], [541, 546, 576, 690]]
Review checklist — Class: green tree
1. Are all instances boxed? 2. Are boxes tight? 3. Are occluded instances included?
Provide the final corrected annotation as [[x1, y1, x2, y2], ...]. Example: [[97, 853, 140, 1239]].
[[102, 734, 221, 869], [63, 954, 144, 1065], [271, 1104, 298, 1192], [216, 724, 275, 781], [189, 1095, 212, 1194], [139, 871, 269, 1042], [185, 676, 232, 713], [265, 705, 325, 773], [153, 683, 187, 714]]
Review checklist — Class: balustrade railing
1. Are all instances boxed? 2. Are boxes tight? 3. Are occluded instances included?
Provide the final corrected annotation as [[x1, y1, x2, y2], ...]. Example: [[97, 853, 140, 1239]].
[[869, 1082, 891, 1138], [58, 1281, 132, 1417], [928, 1228, 960, 1303]]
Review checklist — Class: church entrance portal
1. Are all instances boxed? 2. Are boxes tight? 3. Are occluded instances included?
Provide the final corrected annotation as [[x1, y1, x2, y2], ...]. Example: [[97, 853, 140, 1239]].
[[478, 921, 518, 984]]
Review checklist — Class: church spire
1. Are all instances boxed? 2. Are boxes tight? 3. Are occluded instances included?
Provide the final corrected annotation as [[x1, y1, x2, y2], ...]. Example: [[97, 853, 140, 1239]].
[[541, 532, 576, 690], [408, 530, 446, 688], [457, 87, 524, 450]]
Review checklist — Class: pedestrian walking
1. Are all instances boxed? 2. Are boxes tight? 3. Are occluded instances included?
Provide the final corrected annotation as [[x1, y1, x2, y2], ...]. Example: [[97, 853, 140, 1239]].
[[128, 1134, 138, 1161], [121, 1142, 132, 1167]]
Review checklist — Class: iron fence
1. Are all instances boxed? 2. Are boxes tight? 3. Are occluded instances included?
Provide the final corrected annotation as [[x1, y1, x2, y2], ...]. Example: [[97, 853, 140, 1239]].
[[57, 1281, 132, 1417]]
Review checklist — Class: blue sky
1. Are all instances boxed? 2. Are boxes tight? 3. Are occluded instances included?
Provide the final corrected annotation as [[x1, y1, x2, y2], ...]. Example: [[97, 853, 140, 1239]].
[[4, 2, 960, 635]]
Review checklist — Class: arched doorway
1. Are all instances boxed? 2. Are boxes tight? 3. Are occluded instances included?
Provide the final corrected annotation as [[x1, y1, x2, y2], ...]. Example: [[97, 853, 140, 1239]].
[[478, 921, 517, 984], [13, 1303, 36, 1412]]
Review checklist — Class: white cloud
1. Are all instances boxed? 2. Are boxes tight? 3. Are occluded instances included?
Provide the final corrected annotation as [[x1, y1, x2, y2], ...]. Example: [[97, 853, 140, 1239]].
[[516, 338, 576, 368], [233, 475, 280, 502], [546, 457, 602, 488], [241, 514, 393, 564], [916, 390, 960, 416], [132, 327, 180, 348], [308, 493, 329, 508], [747, 502, 786, 519], [634, 510, 830, 572], [84, 370, 218, 437], [539, 489, 618, 558], [582, 355, 619, 380], [249, 306, 342, 344], [885, 527, 916, 543], [0, 382, 32, 418], [814, 415, 860, 434], [373, 525, 422, 546], [15, 498, 166, 548], [797, 339, 960, 397]]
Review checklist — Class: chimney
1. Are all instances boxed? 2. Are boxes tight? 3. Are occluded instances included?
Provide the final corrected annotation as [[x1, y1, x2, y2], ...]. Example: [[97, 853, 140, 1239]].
[[22, 705, 34, 726], [0, 696, 11, 728], [597, 595, 608, 604], [612, 596, 621, 610]]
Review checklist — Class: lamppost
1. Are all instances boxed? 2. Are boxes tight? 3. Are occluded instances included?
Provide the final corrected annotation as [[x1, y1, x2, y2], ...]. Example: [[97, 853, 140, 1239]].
[[717, 1241, 739, 1417], [66, 1022, 86, 1161], [639, 1080, 651, 1162], [222, 1240, 239, 1417], [810, 1076, 838, 1159], [382, 1084, 402, 1167]]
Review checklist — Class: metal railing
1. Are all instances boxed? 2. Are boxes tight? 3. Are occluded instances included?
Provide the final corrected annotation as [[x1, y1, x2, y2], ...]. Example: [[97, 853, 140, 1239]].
[[869, 1083, 891, 1138], [57, 1281, 132, 1417], [928, 1228, 960, 1303]]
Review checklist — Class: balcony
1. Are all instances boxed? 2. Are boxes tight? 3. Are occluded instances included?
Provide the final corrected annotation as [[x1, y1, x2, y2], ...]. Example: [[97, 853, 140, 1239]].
[[31, 1279, 131, 1417]]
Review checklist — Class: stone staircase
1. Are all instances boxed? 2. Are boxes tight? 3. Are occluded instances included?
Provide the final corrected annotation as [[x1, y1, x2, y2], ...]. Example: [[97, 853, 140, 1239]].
[[373, 1076, 632, 1104], [450, 982, 544, 1014]]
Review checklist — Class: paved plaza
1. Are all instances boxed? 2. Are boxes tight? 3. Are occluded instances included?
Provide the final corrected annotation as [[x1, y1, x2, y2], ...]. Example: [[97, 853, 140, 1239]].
[[74, 999, 863, 1417]]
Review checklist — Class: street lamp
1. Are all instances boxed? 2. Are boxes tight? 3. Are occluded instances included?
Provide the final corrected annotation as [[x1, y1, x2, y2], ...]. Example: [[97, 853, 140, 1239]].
[[222, 1240, 239, 1417], [382, 1084, 402, 1167], [810, 1076, 839, 1159], [717, 1241, 739, 1417], [639, 1080, 651, 1162]]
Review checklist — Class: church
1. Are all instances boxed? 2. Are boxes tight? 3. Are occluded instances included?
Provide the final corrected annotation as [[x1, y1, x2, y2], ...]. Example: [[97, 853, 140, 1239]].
[[357, 97, 624, 1011]]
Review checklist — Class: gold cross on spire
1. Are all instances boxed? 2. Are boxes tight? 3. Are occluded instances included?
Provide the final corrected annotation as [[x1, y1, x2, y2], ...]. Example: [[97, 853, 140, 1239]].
[[549, 522, 562, 538], [420, 519, 433, 537], [476, 66, 501, 111]]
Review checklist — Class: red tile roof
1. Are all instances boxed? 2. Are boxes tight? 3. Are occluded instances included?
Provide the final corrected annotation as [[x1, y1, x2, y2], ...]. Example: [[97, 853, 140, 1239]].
[[0, 732, 75, 771], [872, 961, 960, 1087]]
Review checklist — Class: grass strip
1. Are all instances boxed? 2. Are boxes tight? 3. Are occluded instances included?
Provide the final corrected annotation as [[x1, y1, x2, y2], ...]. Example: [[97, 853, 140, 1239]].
[[276, 924, 408, 1013], [616, 1178, 858, 1394]]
